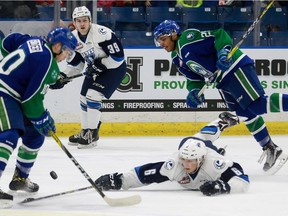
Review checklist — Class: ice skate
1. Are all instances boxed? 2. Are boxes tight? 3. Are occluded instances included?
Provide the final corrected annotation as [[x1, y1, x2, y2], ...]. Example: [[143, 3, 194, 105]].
[[0, 189, 13, 209], [77, 129, 99, 149], [258, 141, 288, 175], [9, 169, 39, 193], [218, 111, 239, 131], [68, 129, 85, 146]]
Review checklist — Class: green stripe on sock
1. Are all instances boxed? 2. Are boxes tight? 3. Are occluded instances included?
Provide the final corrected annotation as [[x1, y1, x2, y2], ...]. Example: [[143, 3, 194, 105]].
[[0, 147, 12, 160], [18, 146, 38, 161], [270, 93, 280, 112], [245, 116, 265, 133]]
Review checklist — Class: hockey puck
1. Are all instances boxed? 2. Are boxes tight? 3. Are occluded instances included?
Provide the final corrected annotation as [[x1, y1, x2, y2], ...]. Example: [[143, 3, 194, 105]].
[[50, 171, 58, 180]]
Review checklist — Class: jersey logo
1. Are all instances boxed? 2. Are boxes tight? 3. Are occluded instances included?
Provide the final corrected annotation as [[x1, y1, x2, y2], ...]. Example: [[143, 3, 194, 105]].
[[76, 42, 83, 50], [214, 159, 225, 170], [186, 33, 195, 40], [27, 39, 43, 53], [98, 27, 107, 35], [178, 176, 190, 184], [164, 160, 175, 170]]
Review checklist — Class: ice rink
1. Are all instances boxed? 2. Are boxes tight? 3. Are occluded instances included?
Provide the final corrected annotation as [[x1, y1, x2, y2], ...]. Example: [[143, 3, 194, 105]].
[[1, 135, 288, 216]]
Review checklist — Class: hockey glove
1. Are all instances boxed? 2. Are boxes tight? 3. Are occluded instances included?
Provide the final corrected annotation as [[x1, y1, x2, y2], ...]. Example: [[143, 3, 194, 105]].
[[49, 72, 70, 90], [216, 48, 233, 72], [86, 58, 107, 77], [95, 172, 123, 191], [30, 110, 56, 136], [186, 89, 205, 108], [200, 180, 231, 196]]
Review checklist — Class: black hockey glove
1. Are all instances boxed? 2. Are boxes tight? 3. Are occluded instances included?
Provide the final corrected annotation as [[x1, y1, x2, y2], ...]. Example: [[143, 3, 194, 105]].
[[200, 180, 231, 196], [86, 58, 107, 77], [95, 172, 123, 191], [49, 72, 70, 90]]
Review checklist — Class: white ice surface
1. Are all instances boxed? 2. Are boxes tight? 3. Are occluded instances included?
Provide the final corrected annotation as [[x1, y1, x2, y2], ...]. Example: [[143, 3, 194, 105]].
[[1, 135, 288, 216]]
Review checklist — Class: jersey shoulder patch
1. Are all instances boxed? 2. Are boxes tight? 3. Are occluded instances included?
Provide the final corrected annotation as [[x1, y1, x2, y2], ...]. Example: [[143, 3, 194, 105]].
[[98, 27, 107, 35], [163, 159, 175, 170], [213, 159, 226, 170], [26, 39, 43, 53]]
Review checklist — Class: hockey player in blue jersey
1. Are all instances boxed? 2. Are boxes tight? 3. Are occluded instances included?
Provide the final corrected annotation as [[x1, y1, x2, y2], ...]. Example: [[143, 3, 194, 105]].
[[0, 27, 77, 208], [153, 20, 288, 174], [95, 112, 250, 196], [63, 6, 126, 149]]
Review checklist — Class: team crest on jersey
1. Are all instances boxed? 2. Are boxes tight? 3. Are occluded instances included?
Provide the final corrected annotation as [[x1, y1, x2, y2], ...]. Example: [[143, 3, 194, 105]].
[[76, 42, 83, 50], [178, 176, 190, 184], [186, 33, 195, 40], [98, 27, 107, 35], [164, 160, 175, 170], [213, 160, 225, 170]]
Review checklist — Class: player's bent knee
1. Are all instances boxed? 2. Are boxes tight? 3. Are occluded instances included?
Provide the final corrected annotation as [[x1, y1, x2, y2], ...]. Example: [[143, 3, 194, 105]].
[[86, 89, 104, 110]]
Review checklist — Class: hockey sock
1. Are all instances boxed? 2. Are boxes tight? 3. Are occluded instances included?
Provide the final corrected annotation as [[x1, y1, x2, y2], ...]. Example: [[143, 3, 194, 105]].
[[269, 93, 288, 112], [0, 130, 19, 178], [15, 145, 39, 178], [244, 116, 271, 147], [80, 95, 88, 129]]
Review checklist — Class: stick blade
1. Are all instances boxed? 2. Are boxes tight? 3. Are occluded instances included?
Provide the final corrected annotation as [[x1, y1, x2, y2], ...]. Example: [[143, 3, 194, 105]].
[[104, 194, 141, 207]]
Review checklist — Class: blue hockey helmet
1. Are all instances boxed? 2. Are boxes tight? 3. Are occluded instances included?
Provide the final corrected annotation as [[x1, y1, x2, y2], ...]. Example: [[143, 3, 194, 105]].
[[47, 27, 77, 51], [153, 20, 181, 46]]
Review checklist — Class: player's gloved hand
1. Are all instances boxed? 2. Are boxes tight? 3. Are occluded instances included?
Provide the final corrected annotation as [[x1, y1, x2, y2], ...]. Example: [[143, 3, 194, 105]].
[[216, 48, 233, 71], [49, 72, 70, 90], [200, 180, 231, 196], [86, 58, 107, 77], [95, 172, 123, 191], [30, 110, 56, 136], [186, 89, 205, 108]]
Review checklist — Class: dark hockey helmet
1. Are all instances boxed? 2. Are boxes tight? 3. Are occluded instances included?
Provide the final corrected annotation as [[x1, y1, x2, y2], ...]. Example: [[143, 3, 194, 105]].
[[153, 20, 181, 46], [47, 27, 77, 51]]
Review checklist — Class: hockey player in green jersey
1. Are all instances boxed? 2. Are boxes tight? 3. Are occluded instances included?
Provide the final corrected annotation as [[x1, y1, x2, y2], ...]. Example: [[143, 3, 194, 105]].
[[153, 20, 288, 174], [0, 27, 77, 208]]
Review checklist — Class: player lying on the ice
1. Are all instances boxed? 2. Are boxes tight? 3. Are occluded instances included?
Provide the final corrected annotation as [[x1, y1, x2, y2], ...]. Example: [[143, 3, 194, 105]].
[[95, 112, 250, 196]]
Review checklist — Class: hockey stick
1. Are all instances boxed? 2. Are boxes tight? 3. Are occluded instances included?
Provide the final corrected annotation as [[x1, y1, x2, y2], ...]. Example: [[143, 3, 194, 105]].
[[48, 131, 141, 207], [20, 186, 93, 204], [198, 0, 275, 97], [61, 73, 85, 82]]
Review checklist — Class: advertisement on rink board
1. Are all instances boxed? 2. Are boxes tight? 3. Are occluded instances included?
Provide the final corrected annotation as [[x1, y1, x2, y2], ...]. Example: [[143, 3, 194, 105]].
[[100, 48, 288, 112]]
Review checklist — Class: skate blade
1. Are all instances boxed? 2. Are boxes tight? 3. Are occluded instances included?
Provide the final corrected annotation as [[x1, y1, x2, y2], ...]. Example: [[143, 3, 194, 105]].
[[77, 142, 97, 149], [265, 153, 288, 175]]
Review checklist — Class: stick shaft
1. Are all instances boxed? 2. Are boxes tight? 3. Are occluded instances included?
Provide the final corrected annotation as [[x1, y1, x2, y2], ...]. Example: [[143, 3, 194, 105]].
[[198, 0, 275, 97], [49, 131, 106, 198], [20, 186, 93, 203], [227, 0, 275, 59], [48, 131, 141, 207]]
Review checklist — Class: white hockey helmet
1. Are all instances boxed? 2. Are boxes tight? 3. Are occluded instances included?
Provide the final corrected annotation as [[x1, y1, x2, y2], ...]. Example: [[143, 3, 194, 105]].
[[179, 138, 207, 163], [72, 6, 91, 21]]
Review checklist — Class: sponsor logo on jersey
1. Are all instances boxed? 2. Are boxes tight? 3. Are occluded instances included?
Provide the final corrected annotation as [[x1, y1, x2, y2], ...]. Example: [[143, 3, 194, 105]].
[[178, 176, 190, 184], [98, 27, 107, 35], [213, 159, 225, 170], [164, 160, 175, 170], [186, 33, 194, 40]]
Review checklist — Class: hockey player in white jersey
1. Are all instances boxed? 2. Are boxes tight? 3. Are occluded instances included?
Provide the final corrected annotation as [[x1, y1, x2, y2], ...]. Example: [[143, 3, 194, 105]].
[[63, 6, 126, 149], [95, 112, 250, 196]]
